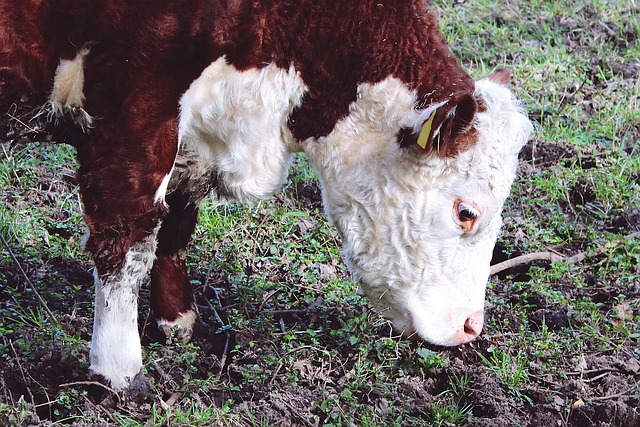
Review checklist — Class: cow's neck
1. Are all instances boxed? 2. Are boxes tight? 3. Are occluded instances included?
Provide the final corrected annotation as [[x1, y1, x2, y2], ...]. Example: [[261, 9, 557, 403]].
[[221, 0, 474, 142]]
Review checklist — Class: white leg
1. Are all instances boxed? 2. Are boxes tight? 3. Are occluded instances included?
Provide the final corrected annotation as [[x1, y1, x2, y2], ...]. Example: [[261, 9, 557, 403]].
[[89, 231, 157, 390]]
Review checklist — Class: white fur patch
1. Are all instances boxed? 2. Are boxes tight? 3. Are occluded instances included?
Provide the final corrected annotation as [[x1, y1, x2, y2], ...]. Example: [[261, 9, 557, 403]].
[[49, 47, 93, 130], [154, 172, 172, 205], [89, 227, 159, 389], [302, 76, 533, 346], [178, 57, 307, 203]]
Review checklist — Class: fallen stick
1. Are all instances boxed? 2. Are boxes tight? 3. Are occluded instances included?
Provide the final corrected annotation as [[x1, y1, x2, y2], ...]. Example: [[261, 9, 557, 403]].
[[0, 233, 58, 324], [490, 231, 639, 276], [59, 380, 117, 395], [586, 383, 639, 402]]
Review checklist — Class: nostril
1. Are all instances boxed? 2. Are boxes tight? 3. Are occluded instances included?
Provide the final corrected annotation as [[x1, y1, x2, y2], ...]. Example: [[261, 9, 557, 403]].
[[463, 320, 475, 335], [463, 311, 484, 338]]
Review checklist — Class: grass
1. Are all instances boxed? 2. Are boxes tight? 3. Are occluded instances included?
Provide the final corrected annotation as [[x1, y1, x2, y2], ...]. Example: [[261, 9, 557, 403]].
[[477, 349, 532, 403], [1, 0, 639, 426]]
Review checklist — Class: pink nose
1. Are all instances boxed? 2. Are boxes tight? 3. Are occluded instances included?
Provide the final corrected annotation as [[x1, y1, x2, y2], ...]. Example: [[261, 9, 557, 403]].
[[460, 310, 484, 344]]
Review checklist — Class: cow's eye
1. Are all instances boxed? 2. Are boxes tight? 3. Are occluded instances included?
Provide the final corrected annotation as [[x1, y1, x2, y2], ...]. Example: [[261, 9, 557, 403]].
[[458, 203, 479, 221], [454, 200, 481, 232]]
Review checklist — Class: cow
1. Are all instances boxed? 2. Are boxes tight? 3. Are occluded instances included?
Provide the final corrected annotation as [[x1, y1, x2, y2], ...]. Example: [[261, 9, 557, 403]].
[[0, 0, 533, 390]]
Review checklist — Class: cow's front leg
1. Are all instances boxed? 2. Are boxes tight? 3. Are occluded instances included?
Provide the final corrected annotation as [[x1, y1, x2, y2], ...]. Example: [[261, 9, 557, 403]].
[[150, 190, 201, 343], [78, 134, 173, 390], [88, 224, 159, 390]]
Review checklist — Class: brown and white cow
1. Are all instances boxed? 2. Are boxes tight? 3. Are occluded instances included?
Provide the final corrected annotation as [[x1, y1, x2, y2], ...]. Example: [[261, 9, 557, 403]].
[[0, 0, 533, 389]]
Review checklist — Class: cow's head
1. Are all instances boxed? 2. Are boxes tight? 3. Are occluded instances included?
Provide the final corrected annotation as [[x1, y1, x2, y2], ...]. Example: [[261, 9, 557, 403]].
[[303, 70, 533, 346]]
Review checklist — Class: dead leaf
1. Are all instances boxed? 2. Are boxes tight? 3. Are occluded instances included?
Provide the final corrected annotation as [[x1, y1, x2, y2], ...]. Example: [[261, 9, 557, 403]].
[[623, 358, 640, 374], [319, 264, 337, 279], [575, 355, 588, 372], [292, 359, 313, 378], [612, 318, 625, 327], [614, 301, 632, 320], [298, 218, 316, 234]]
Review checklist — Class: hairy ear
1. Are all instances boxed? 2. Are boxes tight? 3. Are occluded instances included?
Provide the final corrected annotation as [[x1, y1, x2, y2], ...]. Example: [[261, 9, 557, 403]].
[[479, 67, 511, 85], [399, 92, 477, 157]]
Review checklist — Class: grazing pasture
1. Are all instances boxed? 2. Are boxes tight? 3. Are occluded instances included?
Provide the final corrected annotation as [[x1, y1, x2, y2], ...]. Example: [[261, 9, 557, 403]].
[[1, 0, 638, 426]]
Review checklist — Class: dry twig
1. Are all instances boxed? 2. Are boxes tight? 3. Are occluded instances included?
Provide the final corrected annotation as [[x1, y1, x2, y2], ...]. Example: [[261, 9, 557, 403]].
[[264, 309, 308, 316], [9, 339, 35, 405], [150, 359, 172, 384], [201, 281, 231, 375], [59, 380, 117, 395], [0, 233, 57, 323], [490, 231, 639, 276], [586, 384, 639, 402]]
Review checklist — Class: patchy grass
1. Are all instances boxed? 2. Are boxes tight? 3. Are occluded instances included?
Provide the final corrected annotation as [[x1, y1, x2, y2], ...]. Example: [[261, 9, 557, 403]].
[[1, 0, 639, 426]]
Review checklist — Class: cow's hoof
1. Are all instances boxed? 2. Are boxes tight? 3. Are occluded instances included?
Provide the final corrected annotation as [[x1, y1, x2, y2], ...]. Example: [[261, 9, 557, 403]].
[[88, 369, 150, 404], [158, 309, 197, 344], [123, 370, 152, 403], [159, 323, 193, 344]]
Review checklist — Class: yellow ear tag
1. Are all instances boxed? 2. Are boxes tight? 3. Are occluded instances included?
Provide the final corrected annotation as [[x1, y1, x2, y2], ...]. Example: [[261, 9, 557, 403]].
[[416, 109, 437, 150]]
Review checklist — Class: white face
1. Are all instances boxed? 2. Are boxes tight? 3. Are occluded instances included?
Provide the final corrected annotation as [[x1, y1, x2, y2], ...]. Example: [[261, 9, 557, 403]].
[[303, 76, 533, 346]]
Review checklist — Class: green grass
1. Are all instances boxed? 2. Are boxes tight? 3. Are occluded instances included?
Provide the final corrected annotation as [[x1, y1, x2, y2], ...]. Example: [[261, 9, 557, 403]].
[[477, 349, 532, 403]]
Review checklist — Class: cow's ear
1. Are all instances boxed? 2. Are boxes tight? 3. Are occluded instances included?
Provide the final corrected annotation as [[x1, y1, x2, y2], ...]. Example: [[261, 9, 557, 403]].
[[399, 92, 477, 157], [481, 67, 510, 85]]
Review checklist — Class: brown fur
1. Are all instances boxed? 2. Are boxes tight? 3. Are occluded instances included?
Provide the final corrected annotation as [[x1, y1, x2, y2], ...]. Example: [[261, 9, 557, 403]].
[[223, 0, 474, 140]]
